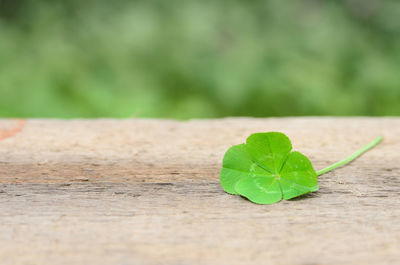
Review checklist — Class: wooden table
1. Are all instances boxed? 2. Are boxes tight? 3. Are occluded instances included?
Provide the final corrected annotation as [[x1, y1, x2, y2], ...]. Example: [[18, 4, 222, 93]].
[[0, 118, 399, 265]]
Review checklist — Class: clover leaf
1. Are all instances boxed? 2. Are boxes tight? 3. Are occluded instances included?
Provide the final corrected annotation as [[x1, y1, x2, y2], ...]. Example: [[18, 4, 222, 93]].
[[220, 132, 382, 204]]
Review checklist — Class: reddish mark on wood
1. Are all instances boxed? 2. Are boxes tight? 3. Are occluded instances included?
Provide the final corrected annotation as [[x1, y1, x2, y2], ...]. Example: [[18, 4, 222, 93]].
[[0, 119, 27, 142]]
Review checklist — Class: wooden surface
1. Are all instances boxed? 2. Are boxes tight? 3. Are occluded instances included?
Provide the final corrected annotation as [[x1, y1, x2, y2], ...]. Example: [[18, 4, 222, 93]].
[[0, 118, 399, 265]]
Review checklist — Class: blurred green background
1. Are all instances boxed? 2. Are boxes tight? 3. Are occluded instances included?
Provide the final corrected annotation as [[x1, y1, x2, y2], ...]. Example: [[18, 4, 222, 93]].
[[0, 0, 399, 119]]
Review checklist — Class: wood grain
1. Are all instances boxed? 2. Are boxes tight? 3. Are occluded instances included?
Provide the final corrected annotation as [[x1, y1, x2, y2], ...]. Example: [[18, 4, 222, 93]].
[[0, 118, 399, 265]]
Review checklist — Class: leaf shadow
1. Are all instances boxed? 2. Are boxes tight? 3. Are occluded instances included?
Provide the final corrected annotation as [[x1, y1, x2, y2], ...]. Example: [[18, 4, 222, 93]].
[[288, 191, 320, 201]]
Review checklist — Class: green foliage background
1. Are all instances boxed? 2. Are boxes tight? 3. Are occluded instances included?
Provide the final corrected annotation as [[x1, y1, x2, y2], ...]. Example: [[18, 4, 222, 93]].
[[1, 0, 399, 118]]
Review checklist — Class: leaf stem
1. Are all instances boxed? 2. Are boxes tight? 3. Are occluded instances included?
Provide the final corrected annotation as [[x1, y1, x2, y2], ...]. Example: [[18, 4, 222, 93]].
[[316, 136, 383, 176]]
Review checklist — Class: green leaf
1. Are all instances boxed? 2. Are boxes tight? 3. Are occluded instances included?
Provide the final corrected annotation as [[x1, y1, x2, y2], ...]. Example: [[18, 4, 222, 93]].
[[220, 144, 269, 195], [234, 177, 282, 204], [220, 132, 318, 204], [279, 151, 318, 200], [246, 132, 292, 173], [221, 133, 383, 204]]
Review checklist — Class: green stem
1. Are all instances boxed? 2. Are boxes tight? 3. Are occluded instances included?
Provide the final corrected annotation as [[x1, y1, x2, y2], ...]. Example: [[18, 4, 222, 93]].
[[316, 136, 383, 176]]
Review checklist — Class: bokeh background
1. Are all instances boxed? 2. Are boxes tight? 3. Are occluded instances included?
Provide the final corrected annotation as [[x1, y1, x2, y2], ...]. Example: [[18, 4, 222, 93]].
[[0, 0, 399, 119]]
